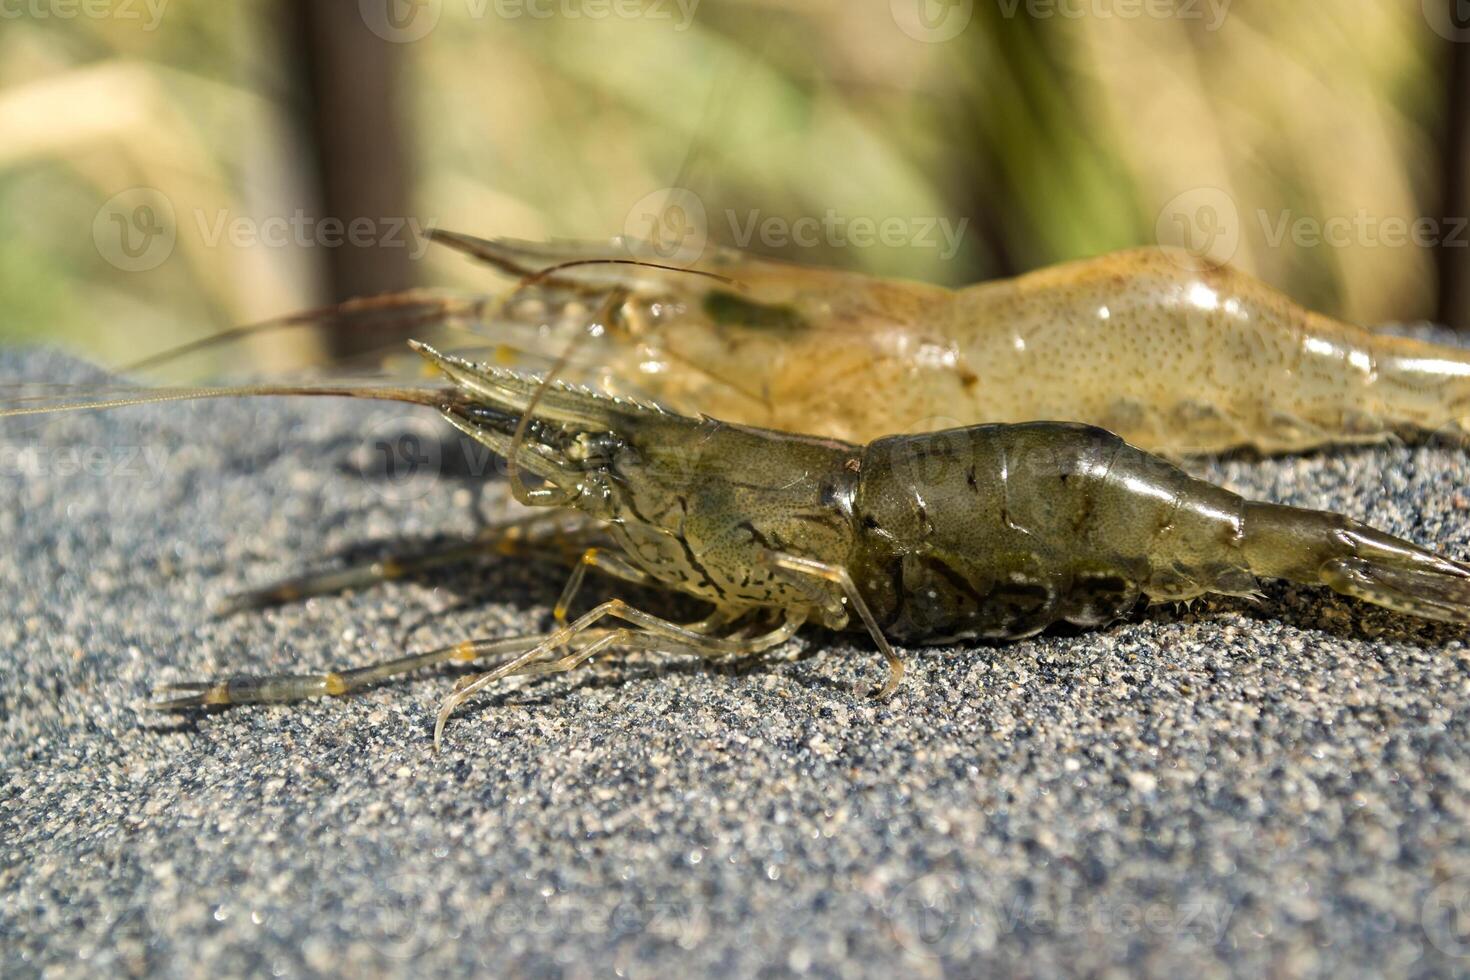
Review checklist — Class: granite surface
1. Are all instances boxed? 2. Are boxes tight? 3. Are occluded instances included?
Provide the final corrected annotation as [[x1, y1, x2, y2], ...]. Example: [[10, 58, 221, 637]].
[[3, 347, 1470, 978]]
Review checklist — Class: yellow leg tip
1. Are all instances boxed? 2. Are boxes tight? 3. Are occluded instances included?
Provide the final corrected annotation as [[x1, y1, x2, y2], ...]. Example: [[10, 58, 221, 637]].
[[324, 673, 348, 696]]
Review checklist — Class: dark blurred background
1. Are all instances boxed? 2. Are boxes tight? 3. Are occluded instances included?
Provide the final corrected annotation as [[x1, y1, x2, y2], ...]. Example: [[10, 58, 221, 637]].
[[0, 0, 1465, 369]]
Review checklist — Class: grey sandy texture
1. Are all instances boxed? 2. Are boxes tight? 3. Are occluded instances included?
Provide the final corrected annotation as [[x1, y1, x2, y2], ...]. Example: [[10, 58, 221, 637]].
[[4, 345, 1470, 979]]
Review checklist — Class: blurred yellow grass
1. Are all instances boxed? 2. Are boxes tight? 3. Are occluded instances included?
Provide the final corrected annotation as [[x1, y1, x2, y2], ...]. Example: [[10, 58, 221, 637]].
[[0, 0, 1452, 369]]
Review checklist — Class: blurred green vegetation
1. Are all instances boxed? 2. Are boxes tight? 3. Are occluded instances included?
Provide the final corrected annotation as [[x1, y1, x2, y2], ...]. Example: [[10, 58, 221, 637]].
[[0, 0, 1452, 369]]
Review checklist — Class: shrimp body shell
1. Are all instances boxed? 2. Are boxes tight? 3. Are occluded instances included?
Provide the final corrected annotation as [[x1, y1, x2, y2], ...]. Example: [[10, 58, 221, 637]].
[[934, 249, 1470, 455], [847, 421, 1470, 641], [427, 346, 1470, 643], [472, 238, 1470, 454], [847, 422, 1229, 641]]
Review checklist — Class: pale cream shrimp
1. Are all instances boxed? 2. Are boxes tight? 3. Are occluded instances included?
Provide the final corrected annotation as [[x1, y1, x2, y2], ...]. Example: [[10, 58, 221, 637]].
[[428, 233, 1470, 456]]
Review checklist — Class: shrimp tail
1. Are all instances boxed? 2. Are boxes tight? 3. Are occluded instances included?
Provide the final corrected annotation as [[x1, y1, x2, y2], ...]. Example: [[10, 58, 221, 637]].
[[1242, 502, 1470, 622], [1320, 550, 1470, 622]]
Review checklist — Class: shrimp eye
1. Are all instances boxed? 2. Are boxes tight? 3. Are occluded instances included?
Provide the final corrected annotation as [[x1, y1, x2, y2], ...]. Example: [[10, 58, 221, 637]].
[[567, 432, 619, 467]]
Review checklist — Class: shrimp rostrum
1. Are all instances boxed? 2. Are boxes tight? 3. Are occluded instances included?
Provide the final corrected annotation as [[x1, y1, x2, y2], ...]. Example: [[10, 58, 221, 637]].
[[130, 342, 1470, 749]]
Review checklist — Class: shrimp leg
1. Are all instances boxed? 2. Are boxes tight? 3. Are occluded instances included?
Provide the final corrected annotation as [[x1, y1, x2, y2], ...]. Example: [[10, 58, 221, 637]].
[[216, 511, 601, 614], [156, 532, 657, 710], [762, 551, 907, 700], [434, 601, 805, 750], [476, 612, 797, 702], [146, 634, 557, 710], [550, 547, 659, 624]]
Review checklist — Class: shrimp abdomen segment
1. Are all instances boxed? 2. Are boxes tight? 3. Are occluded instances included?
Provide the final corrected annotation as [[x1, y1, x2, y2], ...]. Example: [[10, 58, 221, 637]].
[[852, 422, 1470, 640], [952, 248, 1470, 453], [851, 423, 1247, 641]]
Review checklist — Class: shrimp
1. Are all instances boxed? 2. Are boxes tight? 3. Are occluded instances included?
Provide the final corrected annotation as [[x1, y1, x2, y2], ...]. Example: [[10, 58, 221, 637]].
[[102, 342, 1470, 750], [85, 231, 1470, 457], [421, 233, 1470, 456]]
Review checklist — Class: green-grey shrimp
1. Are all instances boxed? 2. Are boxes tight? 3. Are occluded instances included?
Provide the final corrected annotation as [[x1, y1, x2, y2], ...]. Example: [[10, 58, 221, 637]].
[[53, 341, 1470, 750]]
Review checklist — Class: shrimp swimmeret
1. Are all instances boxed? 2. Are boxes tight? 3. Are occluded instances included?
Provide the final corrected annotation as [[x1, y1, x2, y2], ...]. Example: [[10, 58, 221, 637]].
[[426, 233, 1470, 456]]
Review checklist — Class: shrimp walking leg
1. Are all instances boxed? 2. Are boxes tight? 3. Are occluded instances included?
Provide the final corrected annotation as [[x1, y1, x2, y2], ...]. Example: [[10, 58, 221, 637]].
[[434, 600, 806, 750], [215, 511, 600, 614], [146, 634, 556, 709], [155, 540, 665, 710], [762, 551, 906, 700], [552, 547, 656, 625], [477, 621, 788, 698]]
